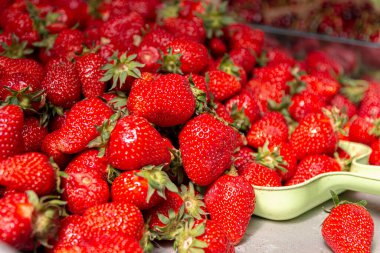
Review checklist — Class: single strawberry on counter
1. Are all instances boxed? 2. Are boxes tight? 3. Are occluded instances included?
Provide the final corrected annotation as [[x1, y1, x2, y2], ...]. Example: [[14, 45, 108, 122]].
[[322, 191, 374, 253]]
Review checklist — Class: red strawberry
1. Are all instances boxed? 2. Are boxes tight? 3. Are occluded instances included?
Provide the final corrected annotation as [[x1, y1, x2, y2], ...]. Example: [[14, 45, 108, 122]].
[[204, 174, 255, 245], [229, 47, 256, 74], [139, 28, 175, 51], [51, 29, 84, 60], [0, 56, 44, 83], [136, 45, 161, 73], [214, 102, 234, 123], [210, 55, 247, 86], [369, 139, 380, 166], [358, 82, 380, 119], [0, 105, 24, 161], [253, 63, 293, 92], [42, 57, 81, 109], [106, 115, 171, 171], [286, 155, 341, 185], [41, 130, 72, 169], [207, 70, 241, 102], [263, 48, 295, 67], [0, 152, 56, 195], [322, 192, 374, 253], [348, 117, 379, 146], [22, 116, 48, 152], [179, 114, 238, 186], [62, 150, 109, 215], [209, 37, 227, 57], [330, 94, 357, 118], [75, 53, 107, 98], [0, 72, 42, 103], [49, 111, 68, 132], [226, 24, 264, 54], [305, 50, 343, 77], [127, 73, 196, 127], [289, 91, 325, 122], [233, 146, 255, 170], [238, 161, 281, 187], [301, 74, 341, 103], [246, 112, 288, 149], [163, 17, 206, 43], [162, 38, 209, 74], [290, 112, 338, 160]]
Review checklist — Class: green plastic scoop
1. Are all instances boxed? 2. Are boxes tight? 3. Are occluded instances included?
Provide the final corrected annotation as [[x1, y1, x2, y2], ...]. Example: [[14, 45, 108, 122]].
[[253, 141, 380, 221]]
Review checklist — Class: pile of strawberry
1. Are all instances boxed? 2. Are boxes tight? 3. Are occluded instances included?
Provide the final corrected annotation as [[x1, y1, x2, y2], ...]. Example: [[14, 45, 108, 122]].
[[0, 0, 379, 252]]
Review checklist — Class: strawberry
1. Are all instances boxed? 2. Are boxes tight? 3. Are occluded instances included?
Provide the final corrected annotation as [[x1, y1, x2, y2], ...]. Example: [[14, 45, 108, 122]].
[[322, 192, 374, 253], [106, 115, 171, 171], [358, 82, 380, 119], [163, 16, 206, 43], [253, 63, 293, 92], [229, 47, 256, 74], [369, 139, 380, 165], [41, 130, 72, 169], [62, 150, 109, 214], [0, 56, 44, 83], [111, 166, 177, 210], [56, 97, 114, 154], [22, 116, 48, 152], [238, 161, 281, 187], [289, 91, 325, 122], [207, 70, 241, 102], [0, 152, 56, 195], [348, 117, 379, 146], [301, 73, 341, 103], [262, 48, 295, 67], [135, 44, 162, 73], [0, 191, 65, 250], [210, 55, 247, 86], [139, 28, 175, 51], [209, 37, 227, 57], [49, 110, 68, 132], [232, 146, 255, 170], [305, 50, 343, 77], [204, 174, 255, 245], [226, 24, 264, 54], [42, 57, 81, 109], [214, 102, 234, 123], [286, 155, 341, 185], [246, 112, 288, 149], [179, 113, 238, 186], [162, 38, 209, 74], [51, 29, 84, 60], [0, 105, 24, 161], [127, 73, 196, 127], [290, 112, 338, 160], [330, 94, 357, 118], [75, 52, 107, 98], [174, 219, 235, 253]]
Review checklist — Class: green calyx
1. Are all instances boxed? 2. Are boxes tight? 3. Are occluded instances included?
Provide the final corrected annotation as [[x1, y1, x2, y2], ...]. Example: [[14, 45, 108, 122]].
[[180, 183, 206, 220], [106, 165, 122, 184], [369, 118, 380, 137], [137, 164, 178, 203], [327, 190, 367, 212], [1, 34, 33, 59], [100, 52, 145, 90], [322, 107, 349, 135], [218, 54, 240, 80], [140, 224, 156, 253], [154, 205, 186, 241], [2, 86, 45, 111], [101, 91, 129, 114], [156, 1, 180, 24], [196, 1, 234, 38], [339, 77, 369, 104], [165, 148, 184, 185], [87, 112, 121, 157], [159, 47, 183, 74], [333, 151, 353, 172], [230, 103, 250, 132], [287, 67, 307, 96], [26, 2, 60, 38], [174, 218, 208, 253], [189, 75, 209, 115], [255, 141, 288, 172], [49, 157, 68, 194]]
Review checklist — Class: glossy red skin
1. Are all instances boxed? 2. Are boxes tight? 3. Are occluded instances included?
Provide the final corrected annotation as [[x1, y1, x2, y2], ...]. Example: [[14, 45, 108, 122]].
[[322, 203, 374, 253], [348, 117, 378, 146], [0, 72, 41, 101], [301, 74, 341, 103], [166, 38, 209, 74], [83, 202, 144, 241], [106, 115, 171, 171], [41, 130, 72, 169], [197, 220, 235, 253], [42, 58, 81, 109], [229, 47, 256, 74], [127, 73, 195, 127], [358, 83, 380, 119], [136, 45, 161, 73], [286, 155, 341, 186], [330, 94, 357, 118], [207, 70, 241, 102], [52, 29, 84, 60], [185, 74, 210, 101], [272, 143, 298, 182], [305, 50, 343, 77], [163, 17, 206, 43], [49, 111, 68, 132], [62, 150, 109, 215], [2, 11, 39, 45], [0, 105, 24, 162], [22, 117, 48, 152], [209, 37, 227, 57], [233, 147, 255, 170], [215, 102, 234, 123], [179, 114, 238, 186], [139, 28, 175, 51], [204, 175, 255, 245], [0, 192, 34, 250], [225, 92, 261, 125], [111, 170, 163, 210], [0, 56, 44, 83], [227, 25, 264, 54], [57, 97, 114, 154], [51, 215, 87, 251], [265, 48, 296, 67], [369, 139, 380, 165], [253, 63, 293, 92], [238, 161, 281, 187], [75, 53, 107, 98], [289, 91, 325, 122], [247, 112, 288, 149], [290, 113, 338, 160], [209, 58, 247, 87], [0, 152, 56, 195]]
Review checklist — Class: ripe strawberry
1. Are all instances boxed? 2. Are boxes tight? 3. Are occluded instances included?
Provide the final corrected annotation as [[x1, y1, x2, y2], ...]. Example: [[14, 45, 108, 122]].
[[286, 155, 341, 185], [0, 105, 24, 161], [358, 82, 380, 119], [41, 130, 72, 169], [111, 166, 177, 210], [174, 219, 235, 253], [75, 52, 107, 98], [56, 97, 114, 154], [290, 112, 338, 160], [0, 152, 56, 195], [225, 23, 264, 54], [209, 37, 227, 57], [246, 112, 288, 149], [204, 174, 255, 245], [207, 70, 241, 102], [51, 29, 84, 60], [106, 115, 171, 171], [238, 161, 282, 187], [348, 117, 379, 146], [0, 56, 44, 83], [127, 73, 196, 127], [42, 57, 81, 109], [369, 139, 380, 165], [305, 50, 343, 77], [62, 150, 109, 215], [301, 74, 341, 103], [262, 48, 295, 67], [289, 91, 325, 122], [0, 72, 42, 103], [139, 28, 175, 51], [162, 38, 209, 74], [210, 55, 247, 86], [48, 110, 68, 132], [179, 114, 238, 186], [0, 191, 64, 250], [330, 94, 357, 118], [214, 102, 234, 123], [22, 116, 48, 152], [322, 192, 374, 253], [232, 146, 255, 170], [253, 63, 293, 92], [229, 47, 256, 74], [163, 16, 206, 43]]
